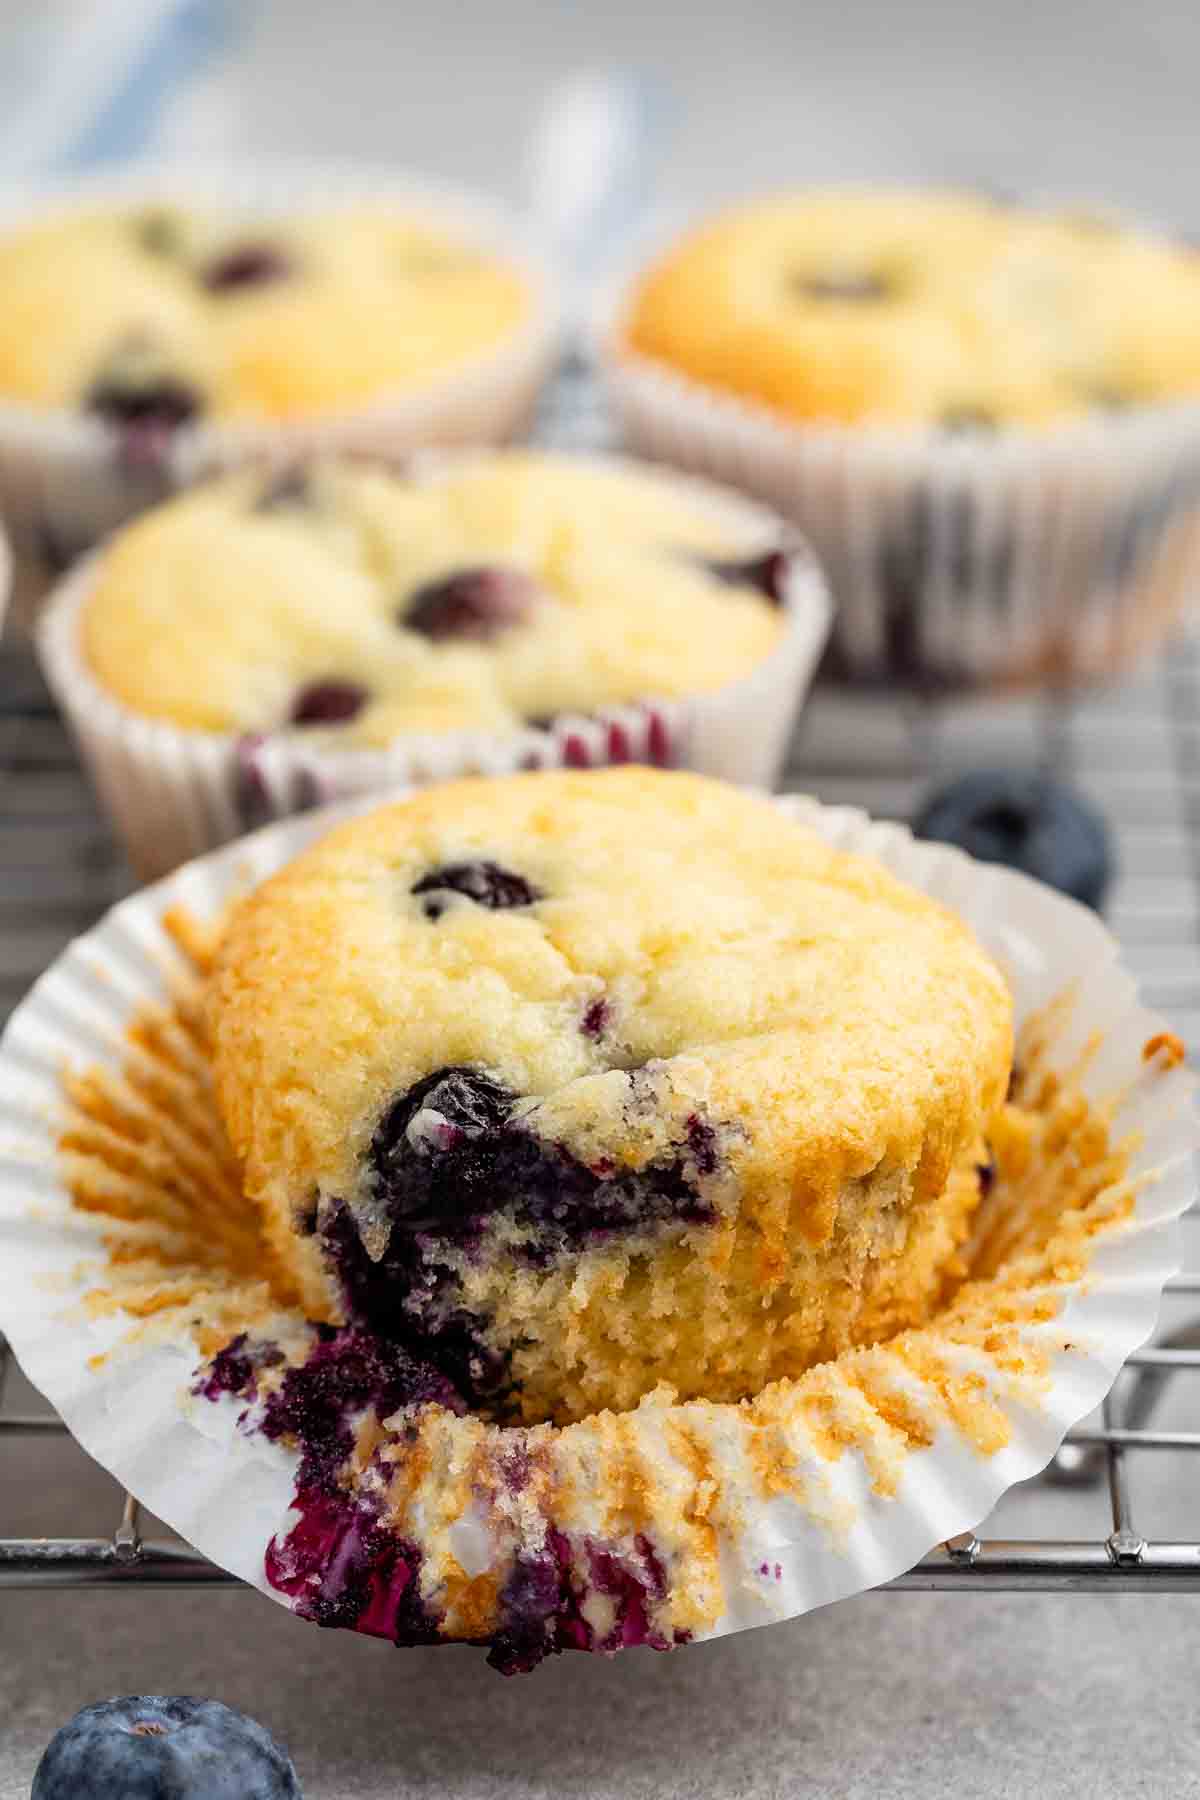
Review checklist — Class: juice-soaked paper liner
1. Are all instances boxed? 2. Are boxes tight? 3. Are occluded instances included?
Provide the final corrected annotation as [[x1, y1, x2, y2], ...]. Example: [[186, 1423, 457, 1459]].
[[36, 453, 831, 879], [597, 281, 1200, 691], [0, 792, 1194, 1668], [0, 157, 561, 632]]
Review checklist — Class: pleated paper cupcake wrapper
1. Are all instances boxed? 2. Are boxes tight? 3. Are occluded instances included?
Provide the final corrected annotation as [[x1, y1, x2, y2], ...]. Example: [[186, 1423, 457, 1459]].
[[36, 452, 832, 879], [0, 791, 1194, 1666], [599, 309, 1200, 690], [0, 158, 561, 635]]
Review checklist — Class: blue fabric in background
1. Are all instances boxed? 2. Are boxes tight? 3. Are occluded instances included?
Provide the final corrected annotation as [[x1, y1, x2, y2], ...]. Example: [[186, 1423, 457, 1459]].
[[57, 0, 246, 171]]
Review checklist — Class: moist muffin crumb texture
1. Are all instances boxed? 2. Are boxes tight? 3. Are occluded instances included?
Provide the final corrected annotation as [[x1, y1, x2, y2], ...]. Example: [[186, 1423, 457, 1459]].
[[208, 768, 1013, 1423]]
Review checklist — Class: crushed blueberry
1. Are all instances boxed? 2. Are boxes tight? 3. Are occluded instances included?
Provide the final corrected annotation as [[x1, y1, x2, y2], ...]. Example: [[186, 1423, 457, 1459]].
[[402, 566, 537, 642], [412, 860, 542, 918], [202, 242, 294, 292], [31, 1696, 301, 1800], [362, 1065, 717, 1250], [486, 1529, 680, 1674], [289, 680, 368, 727], [704, 546, 791, 605], [254, 1323, 463, 1493], [368, 1067, 517, 1232], [913, 770, 1112, 910], [193, 1331, 284, 1404], [267, 1482, 438, 1642]]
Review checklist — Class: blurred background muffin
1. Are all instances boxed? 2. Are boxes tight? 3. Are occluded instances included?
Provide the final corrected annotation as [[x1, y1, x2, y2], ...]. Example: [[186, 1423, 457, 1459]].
[[606, 187, 1200, 690], [38, 448, 829, 873], [0, 163, 557, 626]]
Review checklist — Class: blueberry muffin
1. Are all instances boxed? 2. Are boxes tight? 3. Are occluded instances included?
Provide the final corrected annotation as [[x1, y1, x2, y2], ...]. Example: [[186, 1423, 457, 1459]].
[[207, 768, 1013, 1425], [622, 189, 1200, 428], [0, 201, 531, 446], [80, 452, 791, 743]]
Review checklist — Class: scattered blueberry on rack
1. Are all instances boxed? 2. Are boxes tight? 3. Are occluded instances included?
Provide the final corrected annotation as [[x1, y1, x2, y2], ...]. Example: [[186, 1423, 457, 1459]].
[[913, 770, 1113, 910]]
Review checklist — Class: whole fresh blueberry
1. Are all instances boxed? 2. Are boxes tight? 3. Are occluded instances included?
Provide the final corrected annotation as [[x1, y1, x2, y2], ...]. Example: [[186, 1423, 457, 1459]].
[[402, 566, 536, 642], [913, 770, 1112, 909], [31, 1696, 301, 1799]]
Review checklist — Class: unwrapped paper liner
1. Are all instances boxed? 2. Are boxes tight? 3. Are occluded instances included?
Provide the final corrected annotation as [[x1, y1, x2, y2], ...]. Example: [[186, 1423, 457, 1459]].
[[598, 281, 1200, 689], [0, 157, 561, 631], [0, 793, 1194, 1662], [36, 454, 831, 878]]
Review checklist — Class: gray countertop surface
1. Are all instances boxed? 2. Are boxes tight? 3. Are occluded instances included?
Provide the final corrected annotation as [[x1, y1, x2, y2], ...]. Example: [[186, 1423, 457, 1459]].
[[3, 1583, 1199, 1800], [6, 1, 1200, 1792]]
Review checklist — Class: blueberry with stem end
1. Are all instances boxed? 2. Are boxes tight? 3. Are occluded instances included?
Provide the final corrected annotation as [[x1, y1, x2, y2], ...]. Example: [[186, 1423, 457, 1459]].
[[913, 770, 1112, 910], [31, 1696, 301, 1799]]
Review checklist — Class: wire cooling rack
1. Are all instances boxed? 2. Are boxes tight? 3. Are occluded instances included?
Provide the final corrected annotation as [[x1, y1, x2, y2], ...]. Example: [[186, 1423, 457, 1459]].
[[2, 359, 1199, 1594]]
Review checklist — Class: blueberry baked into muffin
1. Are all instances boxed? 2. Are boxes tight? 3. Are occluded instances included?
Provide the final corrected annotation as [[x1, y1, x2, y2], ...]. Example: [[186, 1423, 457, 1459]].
[[622, 188, 1200, 429], [207, 768, 1012, 1425], [79, 451, 790, 746], [0, 201, 530, 445]]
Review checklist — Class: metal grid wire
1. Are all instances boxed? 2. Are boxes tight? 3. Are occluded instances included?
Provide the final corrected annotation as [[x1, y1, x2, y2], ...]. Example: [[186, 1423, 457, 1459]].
[[2, 360, 1199, 1593]]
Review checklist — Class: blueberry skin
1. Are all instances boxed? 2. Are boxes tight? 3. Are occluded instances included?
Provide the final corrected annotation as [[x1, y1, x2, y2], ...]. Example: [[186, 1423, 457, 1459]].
[[32, 1696, 301, 1800], [913, 770, 1112, 910]]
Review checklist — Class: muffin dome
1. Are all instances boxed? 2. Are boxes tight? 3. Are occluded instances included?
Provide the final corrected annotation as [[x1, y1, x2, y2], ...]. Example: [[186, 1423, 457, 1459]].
[[622, 188, 1200, 428], [0, 201, 529, 426], [208, 768, 1013, 1423], [81, 452, 790, 743]]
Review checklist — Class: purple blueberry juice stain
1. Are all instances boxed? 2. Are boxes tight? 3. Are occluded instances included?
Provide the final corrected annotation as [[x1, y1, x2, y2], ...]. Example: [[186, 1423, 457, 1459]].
[[402, 566, 537, 642], [195, 1321, 681, 1668], [265, 1482, 438, 1643]]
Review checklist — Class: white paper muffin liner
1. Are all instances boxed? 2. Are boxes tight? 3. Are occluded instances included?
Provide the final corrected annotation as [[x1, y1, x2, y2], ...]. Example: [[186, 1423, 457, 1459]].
[[0, 789, 1194, 1667], [599, 285, 1200, 690], [35, 451, 831, 878], [0, 157, 561, 633]]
